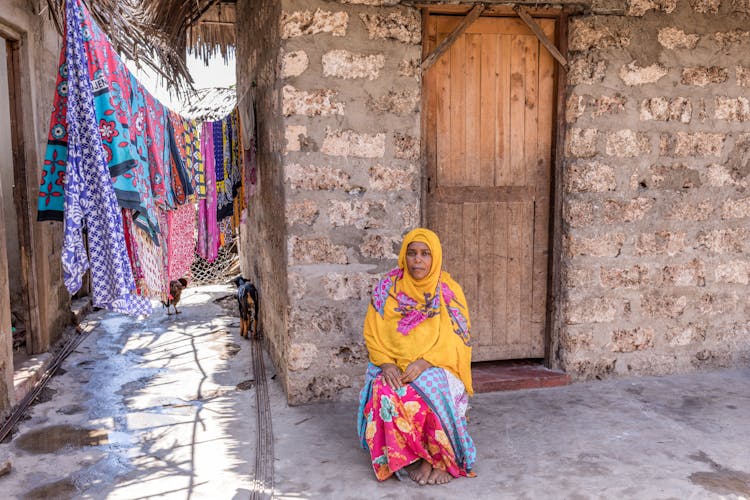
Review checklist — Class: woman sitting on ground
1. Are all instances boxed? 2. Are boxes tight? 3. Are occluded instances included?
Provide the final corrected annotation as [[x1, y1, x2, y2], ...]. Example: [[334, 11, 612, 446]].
[[357, 228, 476, 485]]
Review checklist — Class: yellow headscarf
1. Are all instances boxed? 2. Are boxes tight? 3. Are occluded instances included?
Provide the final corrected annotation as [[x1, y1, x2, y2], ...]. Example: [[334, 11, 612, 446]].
[[363, 228, 473, 395]]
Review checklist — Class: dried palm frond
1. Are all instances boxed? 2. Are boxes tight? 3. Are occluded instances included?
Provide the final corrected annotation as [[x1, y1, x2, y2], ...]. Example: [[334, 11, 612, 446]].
[[43, 0, 236, 95]]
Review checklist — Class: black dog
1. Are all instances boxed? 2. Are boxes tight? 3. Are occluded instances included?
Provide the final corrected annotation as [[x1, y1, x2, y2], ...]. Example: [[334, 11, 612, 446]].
[[233, 276, 258, 338]]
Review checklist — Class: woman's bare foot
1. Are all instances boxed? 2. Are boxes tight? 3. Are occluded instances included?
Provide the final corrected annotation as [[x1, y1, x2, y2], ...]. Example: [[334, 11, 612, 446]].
[[408, 459, 432, 485], [427, 467, 452, 485]]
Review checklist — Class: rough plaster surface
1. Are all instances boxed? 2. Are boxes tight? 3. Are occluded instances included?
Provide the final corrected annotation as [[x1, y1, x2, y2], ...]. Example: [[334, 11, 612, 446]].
[[561, 2, 750, 382]]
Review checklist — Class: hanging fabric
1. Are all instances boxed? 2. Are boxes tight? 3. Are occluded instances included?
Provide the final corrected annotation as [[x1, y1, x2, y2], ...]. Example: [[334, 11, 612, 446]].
[[57, 0, 151, 315]]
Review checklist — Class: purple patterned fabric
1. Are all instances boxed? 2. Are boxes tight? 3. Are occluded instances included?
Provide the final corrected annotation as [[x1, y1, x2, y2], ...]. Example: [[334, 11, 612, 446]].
[[60, 0, 151, 316], [370, 268, 402, 316], [442, 282, 471, 346]]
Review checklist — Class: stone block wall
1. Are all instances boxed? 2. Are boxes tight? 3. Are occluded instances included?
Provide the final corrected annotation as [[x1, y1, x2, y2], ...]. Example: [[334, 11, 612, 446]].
[[1, 1, 67, 417], [559, 0, 750, 380], [236, 0, 289, 389], [280, 0, 421, 404]]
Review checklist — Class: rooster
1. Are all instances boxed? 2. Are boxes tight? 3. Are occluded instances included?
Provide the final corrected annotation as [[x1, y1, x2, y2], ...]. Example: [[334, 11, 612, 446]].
[[162, 278, 188, 315]]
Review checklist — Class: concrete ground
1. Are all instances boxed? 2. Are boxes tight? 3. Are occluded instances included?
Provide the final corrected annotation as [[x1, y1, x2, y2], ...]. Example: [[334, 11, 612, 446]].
[[1, 284, 749, 499]]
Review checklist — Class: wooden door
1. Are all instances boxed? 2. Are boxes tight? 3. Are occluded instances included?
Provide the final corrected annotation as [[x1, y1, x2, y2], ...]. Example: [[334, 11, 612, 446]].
[[423, 15, 557, 361]]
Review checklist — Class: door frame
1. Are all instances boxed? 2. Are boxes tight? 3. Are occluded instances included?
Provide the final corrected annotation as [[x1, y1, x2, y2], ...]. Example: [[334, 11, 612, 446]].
[[418, 6, 569, 368], [1, 24, 44, 355]]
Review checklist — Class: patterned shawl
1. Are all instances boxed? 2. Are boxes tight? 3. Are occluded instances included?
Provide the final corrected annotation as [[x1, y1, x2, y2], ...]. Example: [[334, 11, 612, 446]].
[[363, 228, 473, 395]]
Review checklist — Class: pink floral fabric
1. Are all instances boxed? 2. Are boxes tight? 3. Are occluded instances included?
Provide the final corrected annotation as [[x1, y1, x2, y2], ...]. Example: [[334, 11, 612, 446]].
[[167, 203, 196, 282], [362, 375, 465, 481]]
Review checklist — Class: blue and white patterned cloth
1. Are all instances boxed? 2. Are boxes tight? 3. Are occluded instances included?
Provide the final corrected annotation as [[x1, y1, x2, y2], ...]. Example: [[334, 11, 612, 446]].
[[61, 0, 151, 316]]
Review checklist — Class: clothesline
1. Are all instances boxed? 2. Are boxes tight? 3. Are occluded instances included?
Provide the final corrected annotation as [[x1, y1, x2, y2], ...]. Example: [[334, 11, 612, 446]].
[[36, 0, 255, 317]]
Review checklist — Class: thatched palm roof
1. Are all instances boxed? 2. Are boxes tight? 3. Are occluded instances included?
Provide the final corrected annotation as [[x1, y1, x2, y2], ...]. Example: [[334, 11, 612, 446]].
[[45, 0, 236, 93]]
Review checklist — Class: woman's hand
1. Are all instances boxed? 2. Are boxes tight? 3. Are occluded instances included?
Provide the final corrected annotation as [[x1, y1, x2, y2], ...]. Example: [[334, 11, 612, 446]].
[[380, 363, 403, 390], [401, 359, 431, 384]]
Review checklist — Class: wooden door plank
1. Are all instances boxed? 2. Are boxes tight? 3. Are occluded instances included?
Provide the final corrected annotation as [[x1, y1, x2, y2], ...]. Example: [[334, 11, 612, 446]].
[[423, 4, 485, 72], [514, 7, 568, 70], [465, 33, 482, 186], [462, 202, 479, 343], [436, 45, 451, 187], [523, 34, 539, 188], [521, 201, 535, 356], [476, 202, 494, 347], [496, 34, 511, 187], [480, 33, 497, 188], [492, 202, 509, 349], [443, 203, 464, 283], [449, 36, 466, 186], [507, 202, 523, 345], [509, 35, 527, 187], [439, 16, 538, 36]]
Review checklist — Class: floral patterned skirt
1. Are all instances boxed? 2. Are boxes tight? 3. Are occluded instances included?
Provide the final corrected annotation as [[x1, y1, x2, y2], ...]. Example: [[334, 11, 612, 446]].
[[362, 374, 467, 481]]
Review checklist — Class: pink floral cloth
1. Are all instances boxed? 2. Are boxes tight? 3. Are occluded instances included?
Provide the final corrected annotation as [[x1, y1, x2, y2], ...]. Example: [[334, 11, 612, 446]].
[[167, 203, 196, 282], [197, 122, 220, 262], [363, 375, 466, 481]]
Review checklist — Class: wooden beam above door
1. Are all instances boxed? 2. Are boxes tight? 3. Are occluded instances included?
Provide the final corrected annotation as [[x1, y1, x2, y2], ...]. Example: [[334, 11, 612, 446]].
[[420, 4, 485, 72]]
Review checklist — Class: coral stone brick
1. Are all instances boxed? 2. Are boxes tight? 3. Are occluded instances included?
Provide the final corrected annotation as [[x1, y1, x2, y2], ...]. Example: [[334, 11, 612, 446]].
[[603, 198, 655, 223], [285, 163, 352, 191], [592, 95, 627, 117], [611, 327, 654, 352], [661, 259, 706, 287], [322, 50, 385, 80], [619, 62, 668, 85], [565, 128, 598, 158], [626, 0, 677, 16], [737, 66, 750, 87], [640, 97, 691, 123], [565, 199, 594, 228], [567, 233, 625, 257], [605, 130, 651, 157], [360, 234, 399, 259], [286, 200, 319, 226], [359, 11, 420, 44], [641, 292, 687, 319], [714, 260, 750, 285], [568, 55, 607, 85], [322, 273, 380, 301], [569, 17, 630, 51], [281, 9, 348, 39], [368, 164, 417, 191], [566, 297, 619, 324], [281, 50, 309, 78], [714, 96, 750, 122], [722, 197, 750, 219], [600, 265, 649, 288], [289, 236, 348, 265], [673, 132, 725, 157], [657, 27, 700, 49], [680, 66, 728, 86], [690, 0, 721, 13], [282, 85, 344, 116], [635, 231, 686, 256], [321, 129, 386, 158]]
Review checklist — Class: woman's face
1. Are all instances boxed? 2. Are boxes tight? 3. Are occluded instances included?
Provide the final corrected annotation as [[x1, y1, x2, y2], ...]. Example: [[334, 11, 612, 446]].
[[405, 241, 432, 280]]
